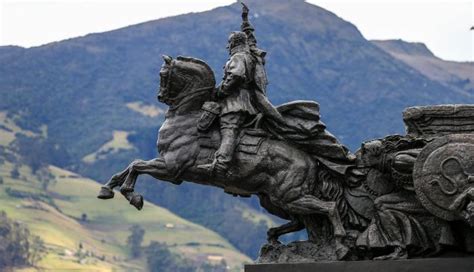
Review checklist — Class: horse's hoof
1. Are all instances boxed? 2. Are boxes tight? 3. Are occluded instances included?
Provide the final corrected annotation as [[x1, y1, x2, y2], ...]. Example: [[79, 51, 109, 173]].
[[267, 238, 281, 245], [130, 194, 144, 210], [97, 187, 114, 199], [335, 244, 350, 260], [373, 247, 407, 260]]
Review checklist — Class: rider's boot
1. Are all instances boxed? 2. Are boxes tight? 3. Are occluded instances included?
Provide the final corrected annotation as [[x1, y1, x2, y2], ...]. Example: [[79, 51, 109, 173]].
[[198, 127, 237, 177]]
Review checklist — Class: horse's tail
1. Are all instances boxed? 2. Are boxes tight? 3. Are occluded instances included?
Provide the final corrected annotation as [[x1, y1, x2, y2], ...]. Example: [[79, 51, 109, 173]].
[[315, 166, 368, 230]]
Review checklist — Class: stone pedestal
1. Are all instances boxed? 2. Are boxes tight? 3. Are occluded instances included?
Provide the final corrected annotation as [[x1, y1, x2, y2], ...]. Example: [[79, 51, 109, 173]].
[[245, 258, 474, 272]]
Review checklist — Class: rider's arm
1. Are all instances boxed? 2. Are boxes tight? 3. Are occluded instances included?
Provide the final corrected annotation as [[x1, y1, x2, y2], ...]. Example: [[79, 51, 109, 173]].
[[241, 2, 257, 48]]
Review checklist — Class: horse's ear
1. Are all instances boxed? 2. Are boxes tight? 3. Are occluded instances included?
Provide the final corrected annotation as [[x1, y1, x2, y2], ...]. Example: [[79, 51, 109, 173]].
[[162, 55, 172, 65]]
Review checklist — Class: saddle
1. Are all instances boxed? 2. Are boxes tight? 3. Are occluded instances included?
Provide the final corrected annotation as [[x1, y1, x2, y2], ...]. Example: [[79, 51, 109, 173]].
[[197, 101, 268, 159], [197, 123, 268, 165]]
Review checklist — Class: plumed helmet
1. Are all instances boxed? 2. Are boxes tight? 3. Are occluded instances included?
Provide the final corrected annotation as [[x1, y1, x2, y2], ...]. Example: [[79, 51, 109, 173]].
[[227, 31, 248, 49]]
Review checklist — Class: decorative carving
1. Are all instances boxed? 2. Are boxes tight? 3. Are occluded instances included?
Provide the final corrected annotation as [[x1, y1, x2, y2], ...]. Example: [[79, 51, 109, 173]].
[[414, 134, 474, 221]]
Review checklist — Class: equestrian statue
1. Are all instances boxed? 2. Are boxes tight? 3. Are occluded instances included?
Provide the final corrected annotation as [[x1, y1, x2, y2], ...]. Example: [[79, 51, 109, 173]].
[[97, 3, 474, 262]]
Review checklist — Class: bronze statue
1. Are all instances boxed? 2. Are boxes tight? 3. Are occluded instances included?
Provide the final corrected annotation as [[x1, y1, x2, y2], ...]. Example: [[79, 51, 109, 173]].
[[98, 3, 474, 262]]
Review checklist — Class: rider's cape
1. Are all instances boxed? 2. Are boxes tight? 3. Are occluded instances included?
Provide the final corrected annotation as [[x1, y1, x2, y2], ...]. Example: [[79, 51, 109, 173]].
[[261, 99, 355, 175], [248, 49, 355, 174]]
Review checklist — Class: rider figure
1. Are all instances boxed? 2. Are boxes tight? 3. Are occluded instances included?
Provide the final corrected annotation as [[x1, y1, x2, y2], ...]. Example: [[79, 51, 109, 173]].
[[198, 3, 267, 177]]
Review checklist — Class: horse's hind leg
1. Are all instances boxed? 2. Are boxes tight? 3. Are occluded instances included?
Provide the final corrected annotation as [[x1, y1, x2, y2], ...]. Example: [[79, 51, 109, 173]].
[[285, 195, 349, 259], [267, 220, 304, 244], [286, 195, 346, 237]]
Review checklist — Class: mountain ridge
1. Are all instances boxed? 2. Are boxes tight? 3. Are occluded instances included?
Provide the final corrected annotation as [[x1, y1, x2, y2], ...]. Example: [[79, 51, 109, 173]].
[[373, 39, 474, 96], [372, 39, 435, 57]]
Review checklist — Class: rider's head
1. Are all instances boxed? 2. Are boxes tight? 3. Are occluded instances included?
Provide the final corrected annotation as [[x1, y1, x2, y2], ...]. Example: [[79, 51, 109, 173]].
[[226, 31, 248, 55]]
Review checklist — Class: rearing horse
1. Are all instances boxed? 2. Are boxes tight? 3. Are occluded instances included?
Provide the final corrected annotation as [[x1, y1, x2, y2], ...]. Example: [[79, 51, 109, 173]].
[[98, 55, 350, 258]]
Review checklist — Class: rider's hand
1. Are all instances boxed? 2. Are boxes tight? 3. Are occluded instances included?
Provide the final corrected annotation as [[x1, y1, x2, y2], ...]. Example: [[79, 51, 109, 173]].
[[217, 88, 230, 99], [241, 2, 249, 20], [210, 87, 219, 101]]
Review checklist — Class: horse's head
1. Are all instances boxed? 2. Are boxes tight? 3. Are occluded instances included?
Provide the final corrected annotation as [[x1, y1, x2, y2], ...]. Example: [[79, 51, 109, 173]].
[[158, 55, 216, 112]]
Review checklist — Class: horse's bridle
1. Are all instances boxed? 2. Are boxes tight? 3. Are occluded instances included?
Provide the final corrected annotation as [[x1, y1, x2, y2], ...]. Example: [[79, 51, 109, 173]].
[[168, 86, 214, 112], [162, 61, 214, 112], [158, 62, 173, 103]]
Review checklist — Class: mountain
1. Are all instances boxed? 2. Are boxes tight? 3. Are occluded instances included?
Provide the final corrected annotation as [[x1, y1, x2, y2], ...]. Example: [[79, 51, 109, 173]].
[[1, 0, 472, 260], [373, 39, 474, 96]]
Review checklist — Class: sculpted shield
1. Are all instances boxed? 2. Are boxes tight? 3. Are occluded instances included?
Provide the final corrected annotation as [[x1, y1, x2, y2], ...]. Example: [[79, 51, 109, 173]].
[[413, 134, 474, 221]]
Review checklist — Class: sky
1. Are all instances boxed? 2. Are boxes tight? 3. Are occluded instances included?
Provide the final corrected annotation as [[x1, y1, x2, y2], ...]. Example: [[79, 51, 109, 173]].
[[0, 0, 473, 62]]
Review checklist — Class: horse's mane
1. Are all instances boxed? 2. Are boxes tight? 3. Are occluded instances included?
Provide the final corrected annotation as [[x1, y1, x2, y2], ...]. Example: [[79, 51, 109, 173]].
[[176, 56, 215, 85]]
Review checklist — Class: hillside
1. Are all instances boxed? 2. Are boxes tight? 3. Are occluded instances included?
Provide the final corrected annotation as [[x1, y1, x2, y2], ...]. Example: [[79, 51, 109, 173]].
[[373, 39, 474, 95], [0, 161, 250, 271], [1, 0, 472, 259], [0, 112, 249, 270]]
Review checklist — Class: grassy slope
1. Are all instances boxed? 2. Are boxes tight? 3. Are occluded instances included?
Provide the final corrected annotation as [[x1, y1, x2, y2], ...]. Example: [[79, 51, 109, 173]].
[[82, 130, 135, 163], [0, 162, 250, 271]]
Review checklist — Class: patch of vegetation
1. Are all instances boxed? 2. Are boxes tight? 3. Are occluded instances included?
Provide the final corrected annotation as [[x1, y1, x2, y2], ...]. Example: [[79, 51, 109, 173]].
[[10, 167, 20, 179], [127, 225, 145, 258], [146, 241, 227, 272], [82, 131, 135, 163], [12, 134, 71, 172], [0, 211, 46, 270], [126, 101, 164, 117], [5, 187, 56, 207]]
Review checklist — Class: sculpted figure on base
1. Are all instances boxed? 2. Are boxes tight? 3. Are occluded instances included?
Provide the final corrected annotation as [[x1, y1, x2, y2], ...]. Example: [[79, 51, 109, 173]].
[[98, 2, 474, 262]]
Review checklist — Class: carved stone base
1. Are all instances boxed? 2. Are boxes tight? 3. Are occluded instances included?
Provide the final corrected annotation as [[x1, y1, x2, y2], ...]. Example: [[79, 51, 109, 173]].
[[256, 240, 357, 264], [246, 257, 474, 272]]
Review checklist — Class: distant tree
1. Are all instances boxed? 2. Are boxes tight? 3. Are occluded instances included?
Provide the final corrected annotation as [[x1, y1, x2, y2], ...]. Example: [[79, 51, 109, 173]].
[[126, 225, 145, 258], [10, 167, 20, 179], [80, 213, 88, 222], [0, 177, 3, 184], [37, 167, 54, 191], [146, 241, 178, 272], [196, 260, 227, 272], [0, 211, 45, 269], [145, 241, 226, 272], [12, 135, 71, 173], [28, 236, 46, 266]]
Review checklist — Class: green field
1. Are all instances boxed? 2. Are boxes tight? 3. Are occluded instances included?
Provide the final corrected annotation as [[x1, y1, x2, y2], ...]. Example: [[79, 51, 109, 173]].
[[0, 161, 251, 271]]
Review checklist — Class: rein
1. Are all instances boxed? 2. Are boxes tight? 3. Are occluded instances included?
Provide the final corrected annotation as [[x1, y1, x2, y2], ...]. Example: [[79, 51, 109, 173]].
[[167, 85, 214, 112]]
